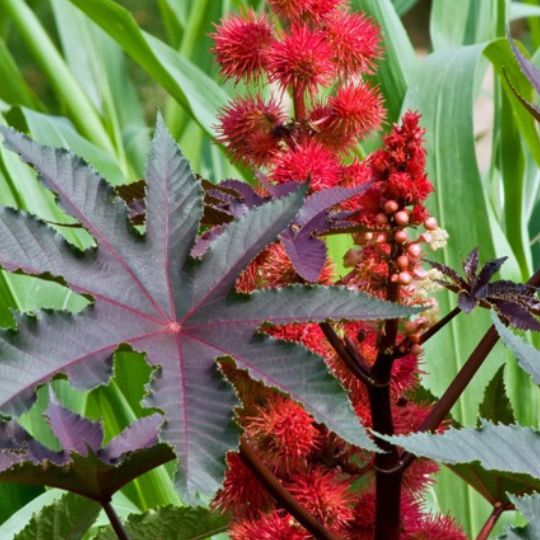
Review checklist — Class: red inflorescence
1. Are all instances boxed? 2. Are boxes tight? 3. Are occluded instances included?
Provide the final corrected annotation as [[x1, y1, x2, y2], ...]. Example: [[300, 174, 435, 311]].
[[212, 10, 274, 82], [212, 0, 462, 537], [268, 0, 344, 22], [217, 96, 286, 166], [212, 453, 270, 516], [287, 467, 357, 534], [244, 397, 320, 473], [230, 511, 310, 540], [270, 139, 341, 191], [265, 25, 336, 94], [324, 10, 382, 75], [313, 83, 385, 151]]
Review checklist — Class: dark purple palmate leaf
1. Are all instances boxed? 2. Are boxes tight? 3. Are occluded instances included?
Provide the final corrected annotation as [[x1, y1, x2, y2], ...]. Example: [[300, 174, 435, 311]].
[[0, 117, 417, 498], [0, 395, 171, 501], [427, 249, 540, 330]]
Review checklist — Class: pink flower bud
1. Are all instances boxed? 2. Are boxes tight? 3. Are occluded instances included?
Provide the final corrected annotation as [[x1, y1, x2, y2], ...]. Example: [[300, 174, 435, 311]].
[[398, 271, 412, 285], [424, 216, 438, 230], [407, 243, 422, 257], [395, 210, 410, 226], [413, 268, 428, 279], [375, 212, 389, 225], [420, 232, 432, 243], [411, 344, 423, 355], [384, 200, 399, 214], [397, 255, 409, 269], [410, 333, 421, 344], [390, 273, 399, 283], [376, 233, 387, 243]]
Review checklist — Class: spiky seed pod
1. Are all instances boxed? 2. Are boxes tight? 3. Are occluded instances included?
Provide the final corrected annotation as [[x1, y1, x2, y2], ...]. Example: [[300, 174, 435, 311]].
[[212, 10, 274, 82], [324, 10, 381, 76], [217, 96, 286, 166], [270, 140, 341, 191], [265, 24, 335, 94]]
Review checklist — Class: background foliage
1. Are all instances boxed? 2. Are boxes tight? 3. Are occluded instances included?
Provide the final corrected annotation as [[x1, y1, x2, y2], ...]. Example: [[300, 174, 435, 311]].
[[2, 0, 540, 536]]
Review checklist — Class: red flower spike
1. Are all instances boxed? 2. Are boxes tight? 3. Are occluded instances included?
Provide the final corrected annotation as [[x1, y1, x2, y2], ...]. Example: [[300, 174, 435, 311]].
[[212, 10, 274, 82], [324, 10, 381, 76], [321, 83, 385, 145], [404, 514, 466, 540], [265, 25, 335, 94], [393, 401, 432, 435], [244, 397, 319, 473], [212, 453, 271, 516], [217, 96, 286, 166], [348, 491, 424, 540], [230, 511, 309, 540], [286, 467, 356, 533], [268, 322, 332, 359], [390, 352, 420, 395], [271, 140, 341, 191], [268, 0, 344, 22], [268, 0, 313, 20], [402, 457, 439, 495]]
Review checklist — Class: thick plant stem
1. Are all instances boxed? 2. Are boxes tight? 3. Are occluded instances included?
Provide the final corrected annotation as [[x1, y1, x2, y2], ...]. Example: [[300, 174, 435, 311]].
[[102, 500, 130, 540], [371, 280, 402, 540], [368, 380, 403, 540], [239, 442, 338, 540], [476, 504, 507, 540], [293, 86, 307, 121], [419, 306, 461, 344]]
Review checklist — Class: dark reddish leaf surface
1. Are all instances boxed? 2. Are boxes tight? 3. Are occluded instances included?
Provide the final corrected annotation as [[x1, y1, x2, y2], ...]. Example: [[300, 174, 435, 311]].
[[0, 117, 415, 498]]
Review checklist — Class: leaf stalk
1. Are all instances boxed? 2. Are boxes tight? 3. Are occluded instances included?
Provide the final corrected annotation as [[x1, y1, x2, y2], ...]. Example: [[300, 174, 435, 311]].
[[102, 499, 131, 540], [239, 441, 338, 540]]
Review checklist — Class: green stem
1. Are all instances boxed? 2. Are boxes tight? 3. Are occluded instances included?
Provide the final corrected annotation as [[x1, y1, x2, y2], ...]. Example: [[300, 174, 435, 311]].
[[3, 0, 113, 153]]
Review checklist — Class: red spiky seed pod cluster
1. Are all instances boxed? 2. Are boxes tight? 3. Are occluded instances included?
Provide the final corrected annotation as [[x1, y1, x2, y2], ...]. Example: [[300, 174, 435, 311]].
[[213, 1, 384, 171], [212, 0, 463, 538]]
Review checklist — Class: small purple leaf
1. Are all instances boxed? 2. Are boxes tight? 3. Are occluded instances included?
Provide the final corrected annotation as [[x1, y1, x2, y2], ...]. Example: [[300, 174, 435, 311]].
[[494, 300, 540, 332], [191, 226, 226, 258], [425, 259, 463, 286], [0, 413, 174, 500], [463, 248, 479, 279], [281, 234, 327, 282], [474, 256, 507, 291], [281, 186, 369, 281], [458, 293, 476, 313], [102, 414, 163, 462], [219, 180, 266, 208], [47, 391, 103, 455]]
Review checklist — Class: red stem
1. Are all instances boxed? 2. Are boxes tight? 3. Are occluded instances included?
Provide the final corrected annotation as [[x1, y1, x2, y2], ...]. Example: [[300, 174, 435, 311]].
[[370, 277, 402, 540], [102, 499, 130, 540], [419, 306, 461, 344], [239, 442, 338, 540], [476, 504, 507, 540], [293, 86, 307, 121]]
